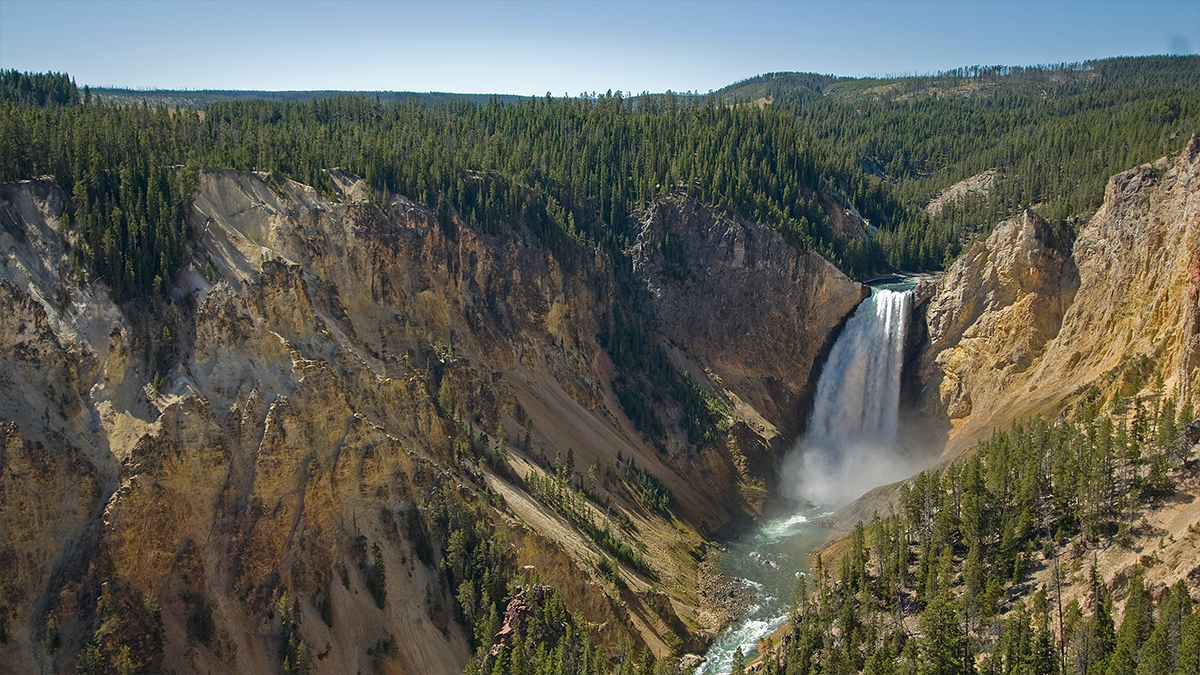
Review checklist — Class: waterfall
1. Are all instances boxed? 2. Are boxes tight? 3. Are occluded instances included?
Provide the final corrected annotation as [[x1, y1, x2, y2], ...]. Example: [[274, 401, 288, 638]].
[[698, 287, 917, 675], [782, 288, 914, 506], [698, 287, 918, 675]]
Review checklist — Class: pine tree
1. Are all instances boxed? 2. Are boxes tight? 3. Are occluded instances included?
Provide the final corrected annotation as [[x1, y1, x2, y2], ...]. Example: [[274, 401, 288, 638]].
[[731, 647, 746, 675], [367, 542, 387, 609], [1137, 581, 1194, 675], [1090, 561, 1115, 669], [495, 421, 507, 460], [1176, 614, 1200, 675], [1108, 575, 1152, 675], [919, 588, 962, 675]]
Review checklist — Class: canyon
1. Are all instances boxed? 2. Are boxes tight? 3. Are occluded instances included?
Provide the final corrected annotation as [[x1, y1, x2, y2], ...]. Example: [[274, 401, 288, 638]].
[[0, 126, 1197, 674], [0, 165, 864, 674]]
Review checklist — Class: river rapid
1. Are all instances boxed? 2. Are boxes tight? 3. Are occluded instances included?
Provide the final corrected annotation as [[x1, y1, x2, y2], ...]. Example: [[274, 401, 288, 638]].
[[696, 508, 831, 675]]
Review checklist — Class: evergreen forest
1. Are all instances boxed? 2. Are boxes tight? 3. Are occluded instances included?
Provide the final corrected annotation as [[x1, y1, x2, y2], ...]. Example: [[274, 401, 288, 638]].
[[2, 56, 1198, 300], [757, 383, 1200, 675]]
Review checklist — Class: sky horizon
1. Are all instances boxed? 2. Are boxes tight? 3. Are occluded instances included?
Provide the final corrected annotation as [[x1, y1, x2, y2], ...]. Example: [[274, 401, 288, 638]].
[[1, 0, 1198, 95]]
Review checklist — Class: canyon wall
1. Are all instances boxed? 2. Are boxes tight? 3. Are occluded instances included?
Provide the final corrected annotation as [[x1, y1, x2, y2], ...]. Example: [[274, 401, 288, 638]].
[[630, 196, 865, 481], [5, 133, 1195, 675], [915, 135, 1200, 456], [0, 170, 862, 674]]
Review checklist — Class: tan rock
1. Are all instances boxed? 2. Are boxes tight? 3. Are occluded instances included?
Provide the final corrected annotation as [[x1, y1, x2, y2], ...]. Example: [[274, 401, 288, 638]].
[[916, 135, 1200, 457], [1, 167, 866, 672]]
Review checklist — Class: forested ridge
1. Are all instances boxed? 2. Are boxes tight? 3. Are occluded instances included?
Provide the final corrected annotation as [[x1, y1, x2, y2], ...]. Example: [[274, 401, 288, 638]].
[[0, 79, 861, 282], [720, 57, 1200, 268], [3, 56, 1197, 296]]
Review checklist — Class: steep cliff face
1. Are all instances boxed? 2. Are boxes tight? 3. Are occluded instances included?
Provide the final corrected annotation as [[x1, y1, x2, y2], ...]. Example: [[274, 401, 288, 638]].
[[631, 197, 866, 444], [0, 170, 862, 674], [915, 136, 1200, 454], [915, 209, 1078, 428]]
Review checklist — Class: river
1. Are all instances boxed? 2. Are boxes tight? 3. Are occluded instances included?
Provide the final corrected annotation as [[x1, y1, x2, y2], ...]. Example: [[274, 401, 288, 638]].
[[695, 507, 832, 675]]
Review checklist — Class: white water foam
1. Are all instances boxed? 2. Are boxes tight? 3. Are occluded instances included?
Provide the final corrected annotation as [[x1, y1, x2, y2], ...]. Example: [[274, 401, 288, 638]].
[[782, 288, 915, 507], [701, 613, 789, 675], [757, 514, 809, 543]]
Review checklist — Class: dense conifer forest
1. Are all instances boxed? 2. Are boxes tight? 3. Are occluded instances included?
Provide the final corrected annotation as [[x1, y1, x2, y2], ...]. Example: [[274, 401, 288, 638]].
[[718, 57, 1200, 268]]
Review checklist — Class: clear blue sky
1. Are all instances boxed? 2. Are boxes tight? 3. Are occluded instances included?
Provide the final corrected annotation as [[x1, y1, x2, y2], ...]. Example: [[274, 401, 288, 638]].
[[1, 0, 1197, 95]]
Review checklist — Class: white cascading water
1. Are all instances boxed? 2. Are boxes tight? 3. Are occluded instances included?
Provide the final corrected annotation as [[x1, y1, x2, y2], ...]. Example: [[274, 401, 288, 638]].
[[782, 287, 914, 506]]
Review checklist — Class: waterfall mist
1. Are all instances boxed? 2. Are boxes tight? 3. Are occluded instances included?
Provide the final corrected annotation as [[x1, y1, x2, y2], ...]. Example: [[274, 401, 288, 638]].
[[782, 288, 918, 507]]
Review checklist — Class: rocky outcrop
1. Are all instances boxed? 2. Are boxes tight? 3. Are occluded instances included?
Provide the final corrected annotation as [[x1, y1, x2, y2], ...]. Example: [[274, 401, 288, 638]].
[[1042, 143, 1200, 407], [915, 136, 1200, 454], [925, 169, 997, 217], [915, 209, 1078, 425], [1, 173, 480, 675], [489, 587, 534, 655], [631, 197, 866, 442], [1, 169, 861, 674]]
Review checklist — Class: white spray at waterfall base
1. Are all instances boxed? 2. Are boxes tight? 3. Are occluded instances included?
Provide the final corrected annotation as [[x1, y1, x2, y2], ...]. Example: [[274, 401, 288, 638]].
[[782, 288, 919, 507]]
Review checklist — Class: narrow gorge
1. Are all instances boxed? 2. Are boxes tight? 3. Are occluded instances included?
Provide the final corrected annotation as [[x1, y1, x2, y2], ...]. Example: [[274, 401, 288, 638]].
[[3, 137, 1198, 675]]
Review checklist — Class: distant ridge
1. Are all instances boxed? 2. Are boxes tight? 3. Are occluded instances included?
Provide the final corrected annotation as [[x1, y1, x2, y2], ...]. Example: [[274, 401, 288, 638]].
[[89, 87, 529, 108], [712, 55, 1200, 104], [88, 55, 1199, 110]]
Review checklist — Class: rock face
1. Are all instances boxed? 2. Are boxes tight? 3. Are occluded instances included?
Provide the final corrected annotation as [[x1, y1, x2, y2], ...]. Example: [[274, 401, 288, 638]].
[[631, 197, 866, 443], [915, 136, 1200, 454], [0, 170, 862, 674], [916, 209, 1078, 426], [925, 169, 997, 217]]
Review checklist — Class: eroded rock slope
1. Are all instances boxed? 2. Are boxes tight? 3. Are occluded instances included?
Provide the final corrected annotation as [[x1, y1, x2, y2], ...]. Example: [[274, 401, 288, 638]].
[[916, 135, 1200, 455], [0, 169, 862, 674]]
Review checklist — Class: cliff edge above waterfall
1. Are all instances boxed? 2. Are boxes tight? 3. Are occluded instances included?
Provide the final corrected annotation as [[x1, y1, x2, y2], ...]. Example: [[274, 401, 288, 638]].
[[914, 135, 1200, 456]]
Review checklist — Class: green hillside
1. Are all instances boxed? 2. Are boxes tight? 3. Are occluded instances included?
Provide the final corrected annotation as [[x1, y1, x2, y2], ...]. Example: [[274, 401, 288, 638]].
[[716, 56, 1200, 268], [4, 56, 1197, 290]]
